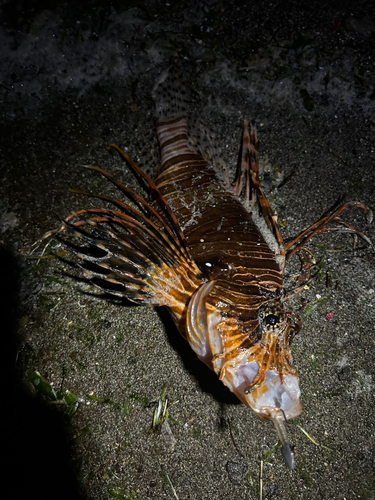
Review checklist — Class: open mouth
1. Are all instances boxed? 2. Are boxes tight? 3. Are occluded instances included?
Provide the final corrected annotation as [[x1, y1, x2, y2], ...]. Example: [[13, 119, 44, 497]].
[[222, 359, 302, 421]]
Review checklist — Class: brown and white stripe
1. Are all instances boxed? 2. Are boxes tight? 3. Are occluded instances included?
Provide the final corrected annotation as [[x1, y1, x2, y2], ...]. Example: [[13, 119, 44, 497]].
[[157, 117, 208, 173]]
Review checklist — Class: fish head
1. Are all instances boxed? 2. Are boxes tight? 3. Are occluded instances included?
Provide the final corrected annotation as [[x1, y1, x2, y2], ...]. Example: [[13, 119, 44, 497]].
[[186, 283, 302, 421], [224, 304, 302, 421]]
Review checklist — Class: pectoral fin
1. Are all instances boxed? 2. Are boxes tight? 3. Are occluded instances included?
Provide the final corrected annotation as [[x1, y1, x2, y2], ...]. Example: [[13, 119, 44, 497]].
[[45, 154, 203, 307]]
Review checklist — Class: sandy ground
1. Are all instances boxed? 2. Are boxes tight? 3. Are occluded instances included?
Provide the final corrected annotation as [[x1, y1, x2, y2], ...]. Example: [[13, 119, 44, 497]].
[[1, 1, 375, 499]]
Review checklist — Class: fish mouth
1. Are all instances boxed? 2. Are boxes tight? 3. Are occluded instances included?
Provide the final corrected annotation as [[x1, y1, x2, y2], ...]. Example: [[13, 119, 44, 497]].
[[238, 362, 302, 420], [235, 362, 301, 469], [220, 357, 302, 420]]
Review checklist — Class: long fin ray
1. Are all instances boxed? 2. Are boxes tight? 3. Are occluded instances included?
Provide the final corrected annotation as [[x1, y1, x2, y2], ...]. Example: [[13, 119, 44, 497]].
[[63, 208, 188, 269], [47, 166, 204, 306], [285, 202, 373, 258], [105, 144, 197, 268], [233, 121, 284, 249], [77, 165, 196, 268]]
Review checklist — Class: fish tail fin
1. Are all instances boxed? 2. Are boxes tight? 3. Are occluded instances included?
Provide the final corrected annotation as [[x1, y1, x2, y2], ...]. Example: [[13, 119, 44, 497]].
[[153, 67, 230, 184], [153, 67, 188, 122], [153, 68, 208, 175]]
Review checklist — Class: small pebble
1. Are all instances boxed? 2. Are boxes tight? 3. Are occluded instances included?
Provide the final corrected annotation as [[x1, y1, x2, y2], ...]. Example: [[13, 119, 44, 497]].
[[225, 462, 245, 484]]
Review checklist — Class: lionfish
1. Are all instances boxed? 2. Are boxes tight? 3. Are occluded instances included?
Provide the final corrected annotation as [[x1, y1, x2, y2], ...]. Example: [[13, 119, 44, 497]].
[[43, 69, 372, 468]]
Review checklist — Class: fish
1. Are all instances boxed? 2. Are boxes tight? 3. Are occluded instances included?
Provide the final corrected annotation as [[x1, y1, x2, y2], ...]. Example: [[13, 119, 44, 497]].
[[42, 68, 373, 468]]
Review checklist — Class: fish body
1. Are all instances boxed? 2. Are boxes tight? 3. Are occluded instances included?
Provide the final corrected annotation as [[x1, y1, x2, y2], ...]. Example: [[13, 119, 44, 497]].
[[153, 112, 301, 421], [46, 69, 372, 467]]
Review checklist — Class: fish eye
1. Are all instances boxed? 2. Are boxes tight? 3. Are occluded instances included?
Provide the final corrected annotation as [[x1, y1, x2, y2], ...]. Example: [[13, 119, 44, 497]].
[[265, 314, 279, 326]]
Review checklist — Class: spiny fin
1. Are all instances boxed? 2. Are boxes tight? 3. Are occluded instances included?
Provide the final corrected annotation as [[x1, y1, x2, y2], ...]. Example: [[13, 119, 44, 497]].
[[233, 120, 284, 247], [43, 153, 204, 306], [58, 208, 201, 305], [284, 201, 373, 259]]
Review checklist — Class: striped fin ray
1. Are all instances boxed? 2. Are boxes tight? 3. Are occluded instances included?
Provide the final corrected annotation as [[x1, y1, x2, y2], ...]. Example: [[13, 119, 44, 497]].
[[45, 156, 204, 306], [58, 211, 197, 305], [70, 166, 193, 269], [63, 208, 183, 269], [234, 121, 284, 248], [105, 144, 198, 268]]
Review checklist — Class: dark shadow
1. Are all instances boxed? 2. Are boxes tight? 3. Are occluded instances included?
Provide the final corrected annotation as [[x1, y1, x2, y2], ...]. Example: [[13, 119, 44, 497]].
[[157, 307, 239, 406], [57, 248, 238, 404], [1, 244, 85, 500]]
